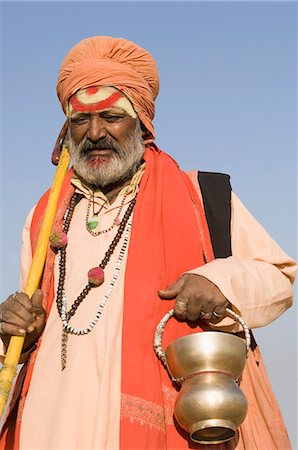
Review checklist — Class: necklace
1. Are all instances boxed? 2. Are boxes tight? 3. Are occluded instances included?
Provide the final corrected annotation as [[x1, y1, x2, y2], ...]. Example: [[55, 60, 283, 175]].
[[86, 194, 107, 230], [86, 187, 129, 235], [56, 192, 136, 369], [61, 216, 132, 335]]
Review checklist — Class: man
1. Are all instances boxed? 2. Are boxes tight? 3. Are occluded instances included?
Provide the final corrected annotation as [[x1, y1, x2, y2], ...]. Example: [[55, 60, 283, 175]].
[[0, 36, 296, 449]]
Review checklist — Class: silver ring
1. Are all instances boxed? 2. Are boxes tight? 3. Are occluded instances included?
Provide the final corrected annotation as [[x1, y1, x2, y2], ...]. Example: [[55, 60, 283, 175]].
[[13, 290, 22, 299], [212, 311, 222, 319]]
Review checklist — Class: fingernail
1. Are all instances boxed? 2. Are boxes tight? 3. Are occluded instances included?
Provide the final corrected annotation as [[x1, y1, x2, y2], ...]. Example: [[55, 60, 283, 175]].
[[27, 325, 34, 333], [18, 329, 26, 335]]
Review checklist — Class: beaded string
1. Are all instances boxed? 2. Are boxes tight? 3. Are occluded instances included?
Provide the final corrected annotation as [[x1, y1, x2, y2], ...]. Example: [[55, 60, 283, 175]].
[[92, 193, 107, 216], [56, 192, 137, 369], [57, 193, 136, 317], [85, 187, 130, 236], [61, 215, 132, 335], [86, 193, 107, 227]]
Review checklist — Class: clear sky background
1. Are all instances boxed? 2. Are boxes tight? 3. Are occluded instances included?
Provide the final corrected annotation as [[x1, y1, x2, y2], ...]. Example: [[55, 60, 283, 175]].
[[0, 0, 297, 446]]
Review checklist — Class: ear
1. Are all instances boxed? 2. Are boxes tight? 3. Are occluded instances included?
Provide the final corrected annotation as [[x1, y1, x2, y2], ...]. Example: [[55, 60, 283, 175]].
[[52, 120, 68, 165], [140, 122, 149, 140]]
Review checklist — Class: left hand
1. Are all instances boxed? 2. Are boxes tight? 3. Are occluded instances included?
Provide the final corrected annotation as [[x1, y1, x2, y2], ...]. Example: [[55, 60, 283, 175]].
[[158, 273, 231, 323]]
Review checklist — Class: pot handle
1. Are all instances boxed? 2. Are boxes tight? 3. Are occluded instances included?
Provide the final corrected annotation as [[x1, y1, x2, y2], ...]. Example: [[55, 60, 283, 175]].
[[154, 308, 251, 366]]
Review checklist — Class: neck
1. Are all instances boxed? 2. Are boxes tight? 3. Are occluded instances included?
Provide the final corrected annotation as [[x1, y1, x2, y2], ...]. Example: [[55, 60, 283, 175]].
[[78, 175, 132, 204], [101, 178, 132, 203], [76, 160, 144, 203]]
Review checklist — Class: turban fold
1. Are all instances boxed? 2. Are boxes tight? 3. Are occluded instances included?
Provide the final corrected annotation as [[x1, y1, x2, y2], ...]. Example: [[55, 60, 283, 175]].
[[57, 36, 159, 141]]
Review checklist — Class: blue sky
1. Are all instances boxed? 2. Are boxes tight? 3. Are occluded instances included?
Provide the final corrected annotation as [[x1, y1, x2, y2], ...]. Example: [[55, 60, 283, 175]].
[[0, 1, 297, 445]]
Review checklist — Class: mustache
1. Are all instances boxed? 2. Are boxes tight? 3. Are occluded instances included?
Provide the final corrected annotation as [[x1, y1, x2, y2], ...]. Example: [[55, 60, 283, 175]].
[[80, 138, 119, 154]]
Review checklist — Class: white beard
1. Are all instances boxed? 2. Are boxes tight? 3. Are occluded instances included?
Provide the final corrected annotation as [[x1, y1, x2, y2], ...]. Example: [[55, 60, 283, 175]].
[[65, 120, 145, 189]]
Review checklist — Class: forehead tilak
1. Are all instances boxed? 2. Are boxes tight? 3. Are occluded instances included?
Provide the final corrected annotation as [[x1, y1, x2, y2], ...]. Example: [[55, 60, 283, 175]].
[[66, 86, 137, 119]]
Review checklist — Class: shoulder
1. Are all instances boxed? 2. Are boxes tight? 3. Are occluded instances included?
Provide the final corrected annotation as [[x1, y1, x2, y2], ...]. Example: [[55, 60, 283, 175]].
[[186, 170, 232, 205], [187, 169, 231, 187], [186, 170, 232, 258]]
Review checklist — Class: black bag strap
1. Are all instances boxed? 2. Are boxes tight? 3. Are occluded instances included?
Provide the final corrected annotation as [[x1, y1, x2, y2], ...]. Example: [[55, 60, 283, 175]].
[[198, 172, 232, 259], [197, 173, 258, 347]]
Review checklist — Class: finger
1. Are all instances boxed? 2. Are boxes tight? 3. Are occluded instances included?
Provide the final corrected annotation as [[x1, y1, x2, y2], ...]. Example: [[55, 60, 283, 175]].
[[210, 311, 223, 322], [158, 278, 185, 300], [9, 291, 35, 321], [210, 302, 230, 323], [2, 299, 34, 324], [173, 293, 189, 319], [174, 301, 187, 318], [6, 291, 42, 330], [31, 290, 46, 334], [188, 307, 213, 322], [1, 311, 35, 333], [199, 311, 213, 321], [31, 290, 45, 318], [0, 322, 27, 337], [186, 306, 203, 322], [13, 292, 32, 310], [185, 291, 213, 321], [196, 301, 213, 321]]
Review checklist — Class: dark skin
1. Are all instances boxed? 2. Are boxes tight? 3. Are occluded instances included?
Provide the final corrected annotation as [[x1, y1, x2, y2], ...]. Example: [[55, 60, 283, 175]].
[[70, 109, 140, 204], [0, 290, 45, 352], [0, 108, 229, 350], [158, 274, 230, 323]]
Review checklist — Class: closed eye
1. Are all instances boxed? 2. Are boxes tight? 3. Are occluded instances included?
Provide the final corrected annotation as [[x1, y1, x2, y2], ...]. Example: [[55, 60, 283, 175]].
[[102, 114, 125, 122], [70, 115, 89, 124]]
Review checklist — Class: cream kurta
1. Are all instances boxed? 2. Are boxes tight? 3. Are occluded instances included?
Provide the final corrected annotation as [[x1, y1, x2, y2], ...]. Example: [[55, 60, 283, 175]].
[[5, 174, 296, 450]]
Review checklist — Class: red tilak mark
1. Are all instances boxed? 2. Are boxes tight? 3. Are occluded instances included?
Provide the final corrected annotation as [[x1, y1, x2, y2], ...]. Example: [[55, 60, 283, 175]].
[[70, 92, 122, 112], [86, 86, 99, 95]]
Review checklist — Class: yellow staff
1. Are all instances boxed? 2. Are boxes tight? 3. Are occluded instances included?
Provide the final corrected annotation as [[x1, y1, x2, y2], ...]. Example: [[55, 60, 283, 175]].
[[0, 146, 70, 417]]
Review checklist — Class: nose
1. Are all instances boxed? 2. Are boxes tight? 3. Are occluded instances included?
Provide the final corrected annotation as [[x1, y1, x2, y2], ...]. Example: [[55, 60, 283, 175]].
[[87, 116, 107, 142]]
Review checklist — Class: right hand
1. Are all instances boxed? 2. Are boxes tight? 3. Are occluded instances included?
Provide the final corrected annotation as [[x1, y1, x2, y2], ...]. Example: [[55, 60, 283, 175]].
[[0, 290, 46, 352]]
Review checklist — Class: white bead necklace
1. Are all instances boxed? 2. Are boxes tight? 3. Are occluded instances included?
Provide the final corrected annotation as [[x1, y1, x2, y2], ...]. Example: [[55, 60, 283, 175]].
[[60, 213, 133, 336]]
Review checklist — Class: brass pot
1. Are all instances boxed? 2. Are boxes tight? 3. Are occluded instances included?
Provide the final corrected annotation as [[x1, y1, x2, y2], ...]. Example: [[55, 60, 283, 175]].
[[154, 308, 250, 445]]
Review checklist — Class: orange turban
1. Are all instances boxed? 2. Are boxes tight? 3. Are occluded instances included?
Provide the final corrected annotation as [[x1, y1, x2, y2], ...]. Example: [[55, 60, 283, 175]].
[[57, 36, 159, 141]]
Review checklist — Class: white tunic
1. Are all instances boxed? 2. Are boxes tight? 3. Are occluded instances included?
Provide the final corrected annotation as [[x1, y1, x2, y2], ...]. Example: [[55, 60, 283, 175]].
[[6, 172, 295, 450]]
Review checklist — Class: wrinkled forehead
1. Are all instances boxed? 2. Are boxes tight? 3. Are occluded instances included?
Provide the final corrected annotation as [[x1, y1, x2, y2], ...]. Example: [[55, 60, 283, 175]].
[[66, 86, 137, 118]]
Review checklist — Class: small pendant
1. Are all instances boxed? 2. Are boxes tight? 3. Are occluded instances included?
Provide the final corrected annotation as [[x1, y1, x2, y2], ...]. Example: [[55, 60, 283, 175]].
[[87, 215, 99, 230], [115, 217, 120, 226], [61, 328, 68, 370]]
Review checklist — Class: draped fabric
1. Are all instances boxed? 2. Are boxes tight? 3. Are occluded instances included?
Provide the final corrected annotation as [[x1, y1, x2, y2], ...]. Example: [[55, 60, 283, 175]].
[[0, 169, 75, 450], [57, 36, 159, 142], [0, 146, 214, 449], [0, 146, 291, 449], [121, 146, 214, 448]]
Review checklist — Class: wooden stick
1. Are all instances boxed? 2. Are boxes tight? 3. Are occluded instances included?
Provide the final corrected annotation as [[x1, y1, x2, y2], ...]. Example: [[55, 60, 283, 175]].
[[0, 147, 70, 417]]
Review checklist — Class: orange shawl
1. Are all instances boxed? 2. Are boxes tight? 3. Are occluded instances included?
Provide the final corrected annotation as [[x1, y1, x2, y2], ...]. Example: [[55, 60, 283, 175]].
[[1, 146, 214, 449], [0, 146, 291, 449]]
